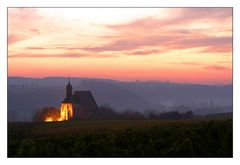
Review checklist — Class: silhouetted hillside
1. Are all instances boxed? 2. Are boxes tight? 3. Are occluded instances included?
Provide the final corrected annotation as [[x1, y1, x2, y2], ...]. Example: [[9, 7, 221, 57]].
[[8, 77, 232, 122]]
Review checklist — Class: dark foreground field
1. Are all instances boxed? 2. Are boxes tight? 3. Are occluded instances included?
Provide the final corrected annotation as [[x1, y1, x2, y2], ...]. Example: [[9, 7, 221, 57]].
[[8, 119, 232, 157]]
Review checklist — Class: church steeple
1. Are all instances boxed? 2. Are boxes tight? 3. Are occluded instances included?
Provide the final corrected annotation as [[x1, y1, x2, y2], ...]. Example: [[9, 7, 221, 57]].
[[66, 77, 72, 97], [68, 77, 71, 85]]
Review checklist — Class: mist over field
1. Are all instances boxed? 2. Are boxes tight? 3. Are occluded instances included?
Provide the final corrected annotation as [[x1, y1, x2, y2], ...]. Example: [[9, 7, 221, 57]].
[[8, 77, 232, 122]]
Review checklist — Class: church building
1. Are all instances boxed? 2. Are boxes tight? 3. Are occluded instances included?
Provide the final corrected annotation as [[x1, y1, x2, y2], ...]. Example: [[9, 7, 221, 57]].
[[60, 78, 99, 120]]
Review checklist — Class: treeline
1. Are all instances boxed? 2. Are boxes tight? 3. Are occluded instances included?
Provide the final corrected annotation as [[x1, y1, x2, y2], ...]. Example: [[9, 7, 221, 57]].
[[8, 84, 38, 88], [89, 106, 194, 120], [32, 106, 194, 122]]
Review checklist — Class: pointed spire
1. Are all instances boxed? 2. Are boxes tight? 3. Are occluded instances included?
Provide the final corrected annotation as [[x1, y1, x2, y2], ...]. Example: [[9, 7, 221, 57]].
[[66, 76, 72, 97], [68, 75, 71, 85]]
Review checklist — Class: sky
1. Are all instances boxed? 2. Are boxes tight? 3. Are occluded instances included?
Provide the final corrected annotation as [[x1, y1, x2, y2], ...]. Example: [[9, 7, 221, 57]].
[[8, 8, 232, 84]]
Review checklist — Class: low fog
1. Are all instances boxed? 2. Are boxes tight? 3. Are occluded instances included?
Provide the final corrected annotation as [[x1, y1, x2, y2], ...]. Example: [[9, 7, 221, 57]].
[[8, 77, 232, 122]]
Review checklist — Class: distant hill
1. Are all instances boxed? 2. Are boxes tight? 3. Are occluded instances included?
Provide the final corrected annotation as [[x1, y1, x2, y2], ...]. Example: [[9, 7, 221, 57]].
[[8, 77, 233, 121]]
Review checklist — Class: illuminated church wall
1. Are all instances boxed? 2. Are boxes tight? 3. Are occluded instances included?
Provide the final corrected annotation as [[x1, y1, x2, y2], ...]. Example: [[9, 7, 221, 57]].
[[60, 103, 73, 120]]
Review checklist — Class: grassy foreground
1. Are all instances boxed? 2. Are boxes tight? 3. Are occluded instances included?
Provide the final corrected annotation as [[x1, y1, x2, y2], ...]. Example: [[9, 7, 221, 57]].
[[8, 119, 232, 157]]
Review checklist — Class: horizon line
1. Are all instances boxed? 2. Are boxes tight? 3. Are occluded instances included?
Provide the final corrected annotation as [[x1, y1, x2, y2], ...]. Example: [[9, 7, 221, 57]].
[[7, 76, 233, 86]]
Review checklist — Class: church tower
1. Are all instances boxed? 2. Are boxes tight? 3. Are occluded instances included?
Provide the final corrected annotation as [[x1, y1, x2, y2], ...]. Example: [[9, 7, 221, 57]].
[[66, 77, 72, 97], [60, 77, 74, 121]]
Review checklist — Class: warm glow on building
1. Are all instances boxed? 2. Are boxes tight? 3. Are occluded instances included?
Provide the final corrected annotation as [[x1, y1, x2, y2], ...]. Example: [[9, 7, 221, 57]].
[[60, 103, 73, 120]]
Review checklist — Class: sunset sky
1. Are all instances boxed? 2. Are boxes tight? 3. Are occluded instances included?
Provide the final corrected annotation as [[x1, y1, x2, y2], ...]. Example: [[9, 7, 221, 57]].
[[8, 8, 232, 84]]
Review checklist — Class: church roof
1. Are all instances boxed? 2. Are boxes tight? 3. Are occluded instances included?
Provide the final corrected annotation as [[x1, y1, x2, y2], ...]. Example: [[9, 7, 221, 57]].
[[62, 95, 76, 103], [73, 91, 99, 112]]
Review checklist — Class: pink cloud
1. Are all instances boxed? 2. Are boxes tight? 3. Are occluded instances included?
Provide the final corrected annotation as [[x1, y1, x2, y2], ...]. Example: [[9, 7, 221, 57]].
[[125, 49, 164, 56], [25, 47, 47, 50], [8, 9, 43, 46], [8, 52, 115, 58], [8, 52, 86, 58], [81, 34, 231, 54], [205, 65, 231, 71], [201, 45, 232, 53], [92, 8, 232, 55], [179, 8, 232, 22], [168, 62, 202, 66], [8, 8, 41, 24], [29, 28, 41, 35], [82, 35, 177, 52], [8, 34, 29, 45], [106, 8, 232, 33], [181, 62, 202, 65]]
